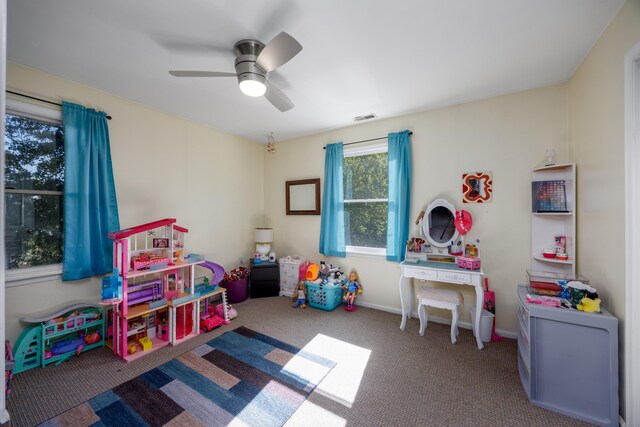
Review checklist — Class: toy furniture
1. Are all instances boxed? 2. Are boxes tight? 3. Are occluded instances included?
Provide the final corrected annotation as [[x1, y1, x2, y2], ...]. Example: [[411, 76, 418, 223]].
[[105, 218, 229, 361], [249, 259, 280, 298], [127, 279, 162, 306], [12, 303, 104, 374], [516, 285, 618, 426], [279, 256, 307, 297], [457, 256, 481, 271], [101, 268, 123, 302], [399, 260, 485, 349], [416, 287, 463, 344]]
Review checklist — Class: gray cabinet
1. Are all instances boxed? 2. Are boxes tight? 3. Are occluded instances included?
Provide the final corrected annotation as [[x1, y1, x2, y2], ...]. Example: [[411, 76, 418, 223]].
[[517, 285, 618, 426]]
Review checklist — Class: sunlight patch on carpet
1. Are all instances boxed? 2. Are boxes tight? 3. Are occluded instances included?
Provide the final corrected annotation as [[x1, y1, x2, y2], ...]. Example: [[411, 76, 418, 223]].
[[298, 334, 371, 408], [284, 400, 347, 427]]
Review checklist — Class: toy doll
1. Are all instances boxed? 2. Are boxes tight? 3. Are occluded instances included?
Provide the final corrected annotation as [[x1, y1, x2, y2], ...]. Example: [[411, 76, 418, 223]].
[[291, 281, 307, 309], [342, 270, 362, 311]]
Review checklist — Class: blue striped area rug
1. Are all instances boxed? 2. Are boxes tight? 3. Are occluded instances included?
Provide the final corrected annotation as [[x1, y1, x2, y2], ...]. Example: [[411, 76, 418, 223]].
[[39, 326, 336, 427]]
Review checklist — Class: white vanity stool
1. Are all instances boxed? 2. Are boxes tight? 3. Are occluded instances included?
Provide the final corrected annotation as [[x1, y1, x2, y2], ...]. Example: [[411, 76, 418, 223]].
[[417, 287, 464, 344]]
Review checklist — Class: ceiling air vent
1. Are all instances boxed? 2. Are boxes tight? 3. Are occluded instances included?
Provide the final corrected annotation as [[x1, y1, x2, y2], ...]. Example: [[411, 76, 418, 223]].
[[353, 113, 377, 122]]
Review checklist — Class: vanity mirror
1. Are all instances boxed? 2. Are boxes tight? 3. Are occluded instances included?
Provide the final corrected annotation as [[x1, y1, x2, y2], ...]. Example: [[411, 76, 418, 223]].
[[421, 198, 459, 249]]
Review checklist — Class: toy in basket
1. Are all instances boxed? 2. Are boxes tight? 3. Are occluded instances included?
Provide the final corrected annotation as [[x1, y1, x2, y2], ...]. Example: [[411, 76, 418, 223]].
[[341, 270, 363, 311]]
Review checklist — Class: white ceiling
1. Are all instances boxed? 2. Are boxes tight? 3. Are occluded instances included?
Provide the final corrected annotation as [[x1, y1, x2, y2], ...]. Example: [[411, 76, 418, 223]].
[[7, 0, 624, 143]]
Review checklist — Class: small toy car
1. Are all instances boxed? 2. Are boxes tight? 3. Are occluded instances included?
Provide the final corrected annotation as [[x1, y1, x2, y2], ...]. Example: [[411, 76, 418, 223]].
[[200, 315, 224, 333]]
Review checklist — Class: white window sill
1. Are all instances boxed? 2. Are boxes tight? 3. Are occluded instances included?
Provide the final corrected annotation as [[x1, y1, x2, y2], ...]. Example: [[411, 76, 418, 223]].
[[346, 245, 387, 260], [5, 264, 63, 288]]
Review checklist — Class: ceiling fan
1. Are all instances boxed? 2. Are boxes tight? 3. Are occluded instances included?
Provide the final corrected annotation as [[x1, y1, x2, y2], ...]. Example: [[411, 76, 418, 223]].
[[169, 32, 302, 112]]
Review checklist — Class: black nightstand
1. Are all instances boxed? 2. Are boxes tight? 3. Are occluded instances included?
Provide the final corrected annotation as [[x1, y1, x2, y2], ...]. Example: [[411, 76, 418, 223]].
[[249, 260, 280, 298]]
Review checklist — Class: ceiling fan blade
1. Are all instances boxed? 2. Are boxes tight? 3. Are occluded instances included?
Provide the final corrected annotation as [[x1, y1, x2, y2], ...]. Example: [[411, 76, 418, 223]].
[[169, 71, 237, 77], [264, 81, 294, 112], [255, 32, 302, 73]]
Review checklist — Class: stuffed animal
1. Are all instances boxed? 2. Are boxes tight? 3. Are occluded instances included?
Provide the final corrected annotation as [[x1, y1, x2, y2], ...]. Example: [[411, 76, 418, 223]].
[[319, 261, 331, 278], [563, 281, 599, 308], [577, 297, 601, 313], [291, 281, 307, 309], [306, 264, 319, 281]]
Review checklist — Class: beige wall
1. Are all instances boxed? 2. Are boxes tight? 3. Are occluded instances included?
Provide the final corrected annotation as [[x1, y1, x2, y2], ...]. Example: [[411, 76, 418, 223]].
[[5, 62, 265, 343], [264, 84, 569, 334], [568, 0, 640, 418]]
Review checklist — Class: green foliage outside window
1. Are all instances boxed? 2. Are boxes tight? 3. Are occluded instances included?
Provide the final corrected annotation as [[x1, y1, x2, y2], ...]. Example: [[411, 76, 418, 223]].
[[344, 152, 388, 248], [4, 113, 64, 269]]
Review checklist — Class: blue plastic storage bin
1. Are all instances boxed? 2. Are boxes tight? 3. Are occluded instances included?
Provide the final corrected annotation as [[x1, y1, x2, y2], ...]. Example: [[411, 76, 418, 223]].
[[305, 282, 343, 311]]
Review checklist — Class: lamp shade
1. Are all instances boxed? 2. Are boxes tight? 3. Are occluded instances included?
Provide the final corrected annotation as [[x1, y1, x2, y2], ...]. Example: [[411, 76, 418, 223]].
[[254, 228, 273, 243]]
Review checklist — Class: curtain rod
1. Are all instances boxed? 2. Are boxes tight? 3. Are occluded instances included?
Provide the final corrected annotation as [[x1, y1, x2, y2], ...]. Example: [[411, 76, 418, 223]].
[[6, 90, 112, 120], [323, 131, 413, 149]]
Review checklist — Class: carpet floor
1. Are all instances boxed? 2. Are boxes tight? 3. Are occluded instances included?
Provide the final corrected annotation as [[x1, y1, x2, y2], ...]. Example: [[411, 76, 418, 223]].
[[37, 326, 336, 427], [7, 296, 593, 426]]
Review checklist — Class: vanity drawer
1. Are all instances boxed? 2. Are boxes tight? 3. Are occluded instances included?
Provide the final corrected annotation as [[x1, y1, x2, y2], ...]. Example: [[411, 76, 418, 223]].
[[437, 270, 471, 283], [404, 267, 438, 281]]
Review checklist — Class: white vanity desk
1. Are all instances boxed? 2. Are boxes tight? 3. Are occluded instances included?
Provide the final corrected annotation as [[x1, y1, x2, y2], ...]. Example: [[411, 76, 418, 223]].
[[399, 260, 485, 350]]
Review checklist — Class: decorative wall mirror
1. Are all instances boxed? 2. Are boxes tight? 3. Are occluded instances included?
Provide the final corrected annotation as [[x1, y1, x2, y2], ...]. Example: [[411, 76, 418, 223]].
[[421, 198, 459, 248], [286, 178, 321, 215]]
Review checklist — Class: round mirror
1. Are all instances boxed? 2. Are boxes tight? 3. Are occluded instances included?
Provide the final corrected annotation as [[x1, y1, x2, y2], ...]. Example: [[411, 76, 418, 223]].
[[421, 199, 459, 248]]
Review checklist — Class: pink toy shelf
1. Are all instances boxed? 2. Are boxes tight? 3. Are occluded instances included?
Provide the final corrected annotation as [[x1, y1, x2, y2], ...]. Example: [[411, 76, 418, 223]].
[[104, 218, 229, 362]]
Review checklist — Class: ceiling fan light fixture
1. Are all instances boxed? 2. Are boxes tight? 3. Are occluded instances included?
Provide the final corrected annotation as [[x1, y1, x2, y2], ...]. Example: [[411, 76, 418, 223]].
[[238, 74, 267, 97], [170, 32, 301, 111]]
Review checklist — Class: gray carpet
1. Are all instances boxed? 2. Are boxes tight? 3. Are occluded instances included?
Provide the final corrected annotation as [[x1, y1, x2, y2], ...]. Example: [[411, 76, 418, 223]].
[[6, 296, 592, 427]]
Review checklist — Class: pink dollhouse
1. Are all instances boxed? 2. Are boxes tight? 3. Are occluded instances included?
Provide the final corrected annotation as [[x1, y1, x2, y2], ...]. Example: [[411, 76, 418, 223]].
[[104, 218, 228, 361]]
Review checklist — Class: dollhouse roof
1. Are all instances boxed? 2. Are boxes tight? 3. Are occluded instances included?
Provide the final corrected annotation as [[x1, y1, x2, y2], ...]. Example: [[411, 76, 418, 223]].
[[108, 218, 177, 239]]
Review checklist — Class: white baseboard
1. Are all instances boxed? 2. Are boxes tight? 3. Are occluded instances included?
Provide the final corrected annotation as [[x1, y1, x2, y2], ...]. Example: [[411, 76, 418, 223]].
[[357, 300, 518, 340]]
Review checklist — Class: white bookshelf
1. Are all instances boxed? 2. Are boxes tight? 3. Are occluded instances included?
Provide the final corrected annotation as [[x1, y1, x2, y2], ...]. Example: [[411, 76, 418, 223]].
[[531, 163, 576, 274]]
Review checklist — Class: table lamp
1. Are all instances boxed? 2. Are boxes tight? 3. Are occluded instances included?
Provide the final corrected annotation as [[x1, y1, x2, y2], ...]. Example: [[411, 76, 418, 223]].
[[254, 228, 273, 261]]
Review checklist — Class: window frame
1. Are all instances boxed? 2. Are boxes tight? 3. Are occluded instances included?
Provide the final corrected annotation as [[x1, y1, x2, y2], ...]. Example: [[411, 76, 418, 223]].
[[4, 98, 64, 287], [343, 142, 388, 258]]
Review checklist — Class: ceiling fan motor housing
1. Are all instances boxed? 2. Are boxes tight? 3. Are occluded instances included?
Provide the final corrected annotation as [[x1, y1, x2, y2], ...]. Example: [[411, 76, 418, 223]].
[[234, 39, 267, 86]]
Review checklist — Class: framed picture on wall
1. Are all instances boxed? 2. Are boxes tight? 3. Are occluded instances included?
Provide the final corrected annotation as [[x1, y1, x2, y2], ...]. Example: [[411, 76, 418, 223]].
[[462, 172, 493, 203], [286, 178, 321, 215], [153, 238, 169, 248]]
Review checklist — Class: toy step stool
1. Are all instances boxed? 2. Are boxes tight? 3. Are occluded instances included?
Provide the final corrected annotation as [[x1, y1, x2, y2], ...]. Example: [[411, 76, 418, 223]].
[[416, 287, 464, 344], [139, 337, 152, 351]]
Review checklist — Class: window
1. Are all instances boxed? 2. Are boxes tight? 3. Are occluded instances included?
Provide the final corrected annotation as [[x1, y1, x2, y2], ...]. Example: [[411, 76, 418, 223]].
[[4, 99, 64, 285], [343, 143, 388, 256]]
